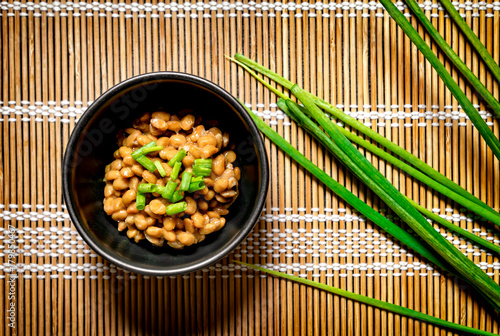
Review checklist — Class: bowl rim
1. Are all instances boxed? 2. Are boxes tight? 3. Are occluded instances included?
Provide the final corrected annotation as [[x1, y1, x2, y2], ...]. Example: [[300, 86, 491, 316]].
[[63, 71, 269, 276]]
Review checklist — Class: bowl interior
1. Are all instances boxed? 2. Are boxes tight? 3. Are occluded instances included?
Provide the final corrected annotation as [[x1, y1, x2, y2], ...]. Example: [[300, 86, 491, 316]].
[[64, 74, 267, 275]]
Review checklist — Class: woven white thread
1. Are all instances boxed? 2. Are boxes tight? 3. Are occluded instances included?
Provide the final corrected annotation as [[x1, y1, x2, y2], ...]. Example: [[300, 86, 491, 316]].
[[1, 101, 494, 126], [6, 261, 499, 280], [0, 0, 467, 14]]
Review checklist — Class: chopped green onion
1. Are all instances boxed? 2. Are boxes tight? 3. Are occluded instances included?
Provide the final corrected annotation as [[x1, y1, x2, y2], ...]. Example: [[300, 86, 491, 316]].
[[170, 190, 184, 203], [131, 141, 163, 159], [147, 145, 162, 153], [188, 181, 206, 193], [238, 262, 499, 336], [165, 202, 187, 215], [167, 148, 187, 167], [162, 180, 178, 200], [137, 183, 157, 193], [154, 161, 166, 177], [190, 175, 204, 183], [170, 161, 182, 180], [193, 158, 212, 167], [180, 172, 192, 191], [154, 185, 165, 195], [135, 192, 146, 210], [135, 155, 157, 173], [192, 165, 211, 177]]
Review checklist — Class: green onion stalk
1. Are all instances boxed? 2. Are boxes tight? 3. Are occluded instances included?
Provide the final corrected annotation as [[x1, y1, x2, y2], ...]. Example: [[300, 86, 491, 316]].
[[242, 103, 500, 312], [135, 155, 157, 173], [154, 161, 167, 177], [407, 199, 500, 255], [237, 262, 498, 336], [291, 83, 500, 309], [163, 180, 178, 200], [403, 0, 500, 118], [279, 99, 500, 228], [279, 99, 500, 254], [239, 101, 449, 271], [360, 0, 500, 159], [230, 54, 500, 221], [170, 190, 184, 203], [137, 183, 158, 193], [234, 11, 500, 161], [437, 0, 500, 85], [168, 148, 187, 167], [188, 181, 206, 193], [230, 53, 500, 308], [135, 192, 146, 210]]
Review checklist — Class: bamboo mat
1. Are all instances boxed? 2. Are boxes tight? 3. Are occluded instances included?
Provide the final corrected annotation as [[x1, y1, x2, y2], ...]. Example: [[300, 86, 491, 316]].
[[1, 0, 500, 335]]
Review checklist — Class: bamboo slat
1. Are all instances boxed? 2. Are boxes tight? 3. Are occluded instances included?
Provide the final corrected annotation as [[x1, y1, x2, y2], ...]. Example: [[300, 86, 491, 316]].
[[0, 0, 499, 335]]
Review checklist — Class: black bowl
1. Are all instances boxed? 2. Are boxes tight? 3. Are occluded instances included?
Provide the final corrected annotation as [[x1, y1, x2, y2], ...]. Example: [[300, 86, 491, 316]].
[[63, 72, 269, 276]]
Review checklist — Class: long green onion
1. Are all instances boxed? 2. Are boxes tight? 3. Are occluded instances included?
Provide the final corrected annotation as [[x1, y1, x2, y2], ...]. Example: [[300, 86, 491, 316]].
[[180, 172, 192, 191], [165, 202, 187, 215], [280, 99, 500, 227], [292, 84, 500, 307], [314, 97, 500, 216], [241, 102, 449, 271], [231, 54, 499, 218], [245, 105, 500, 312], [358, 0, 500, 160], [131, 141, 163, 159], [168, 148, 187, 167], [403, 0, 500, 118], [170, 161, 182, 181], [233, 56, 500, 310], [437, 0, 500, 85], [407, 198, 500, 255], [135, 155, 157, 173], [237, 262, 498, 336], [280, 99, 500, 253]]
